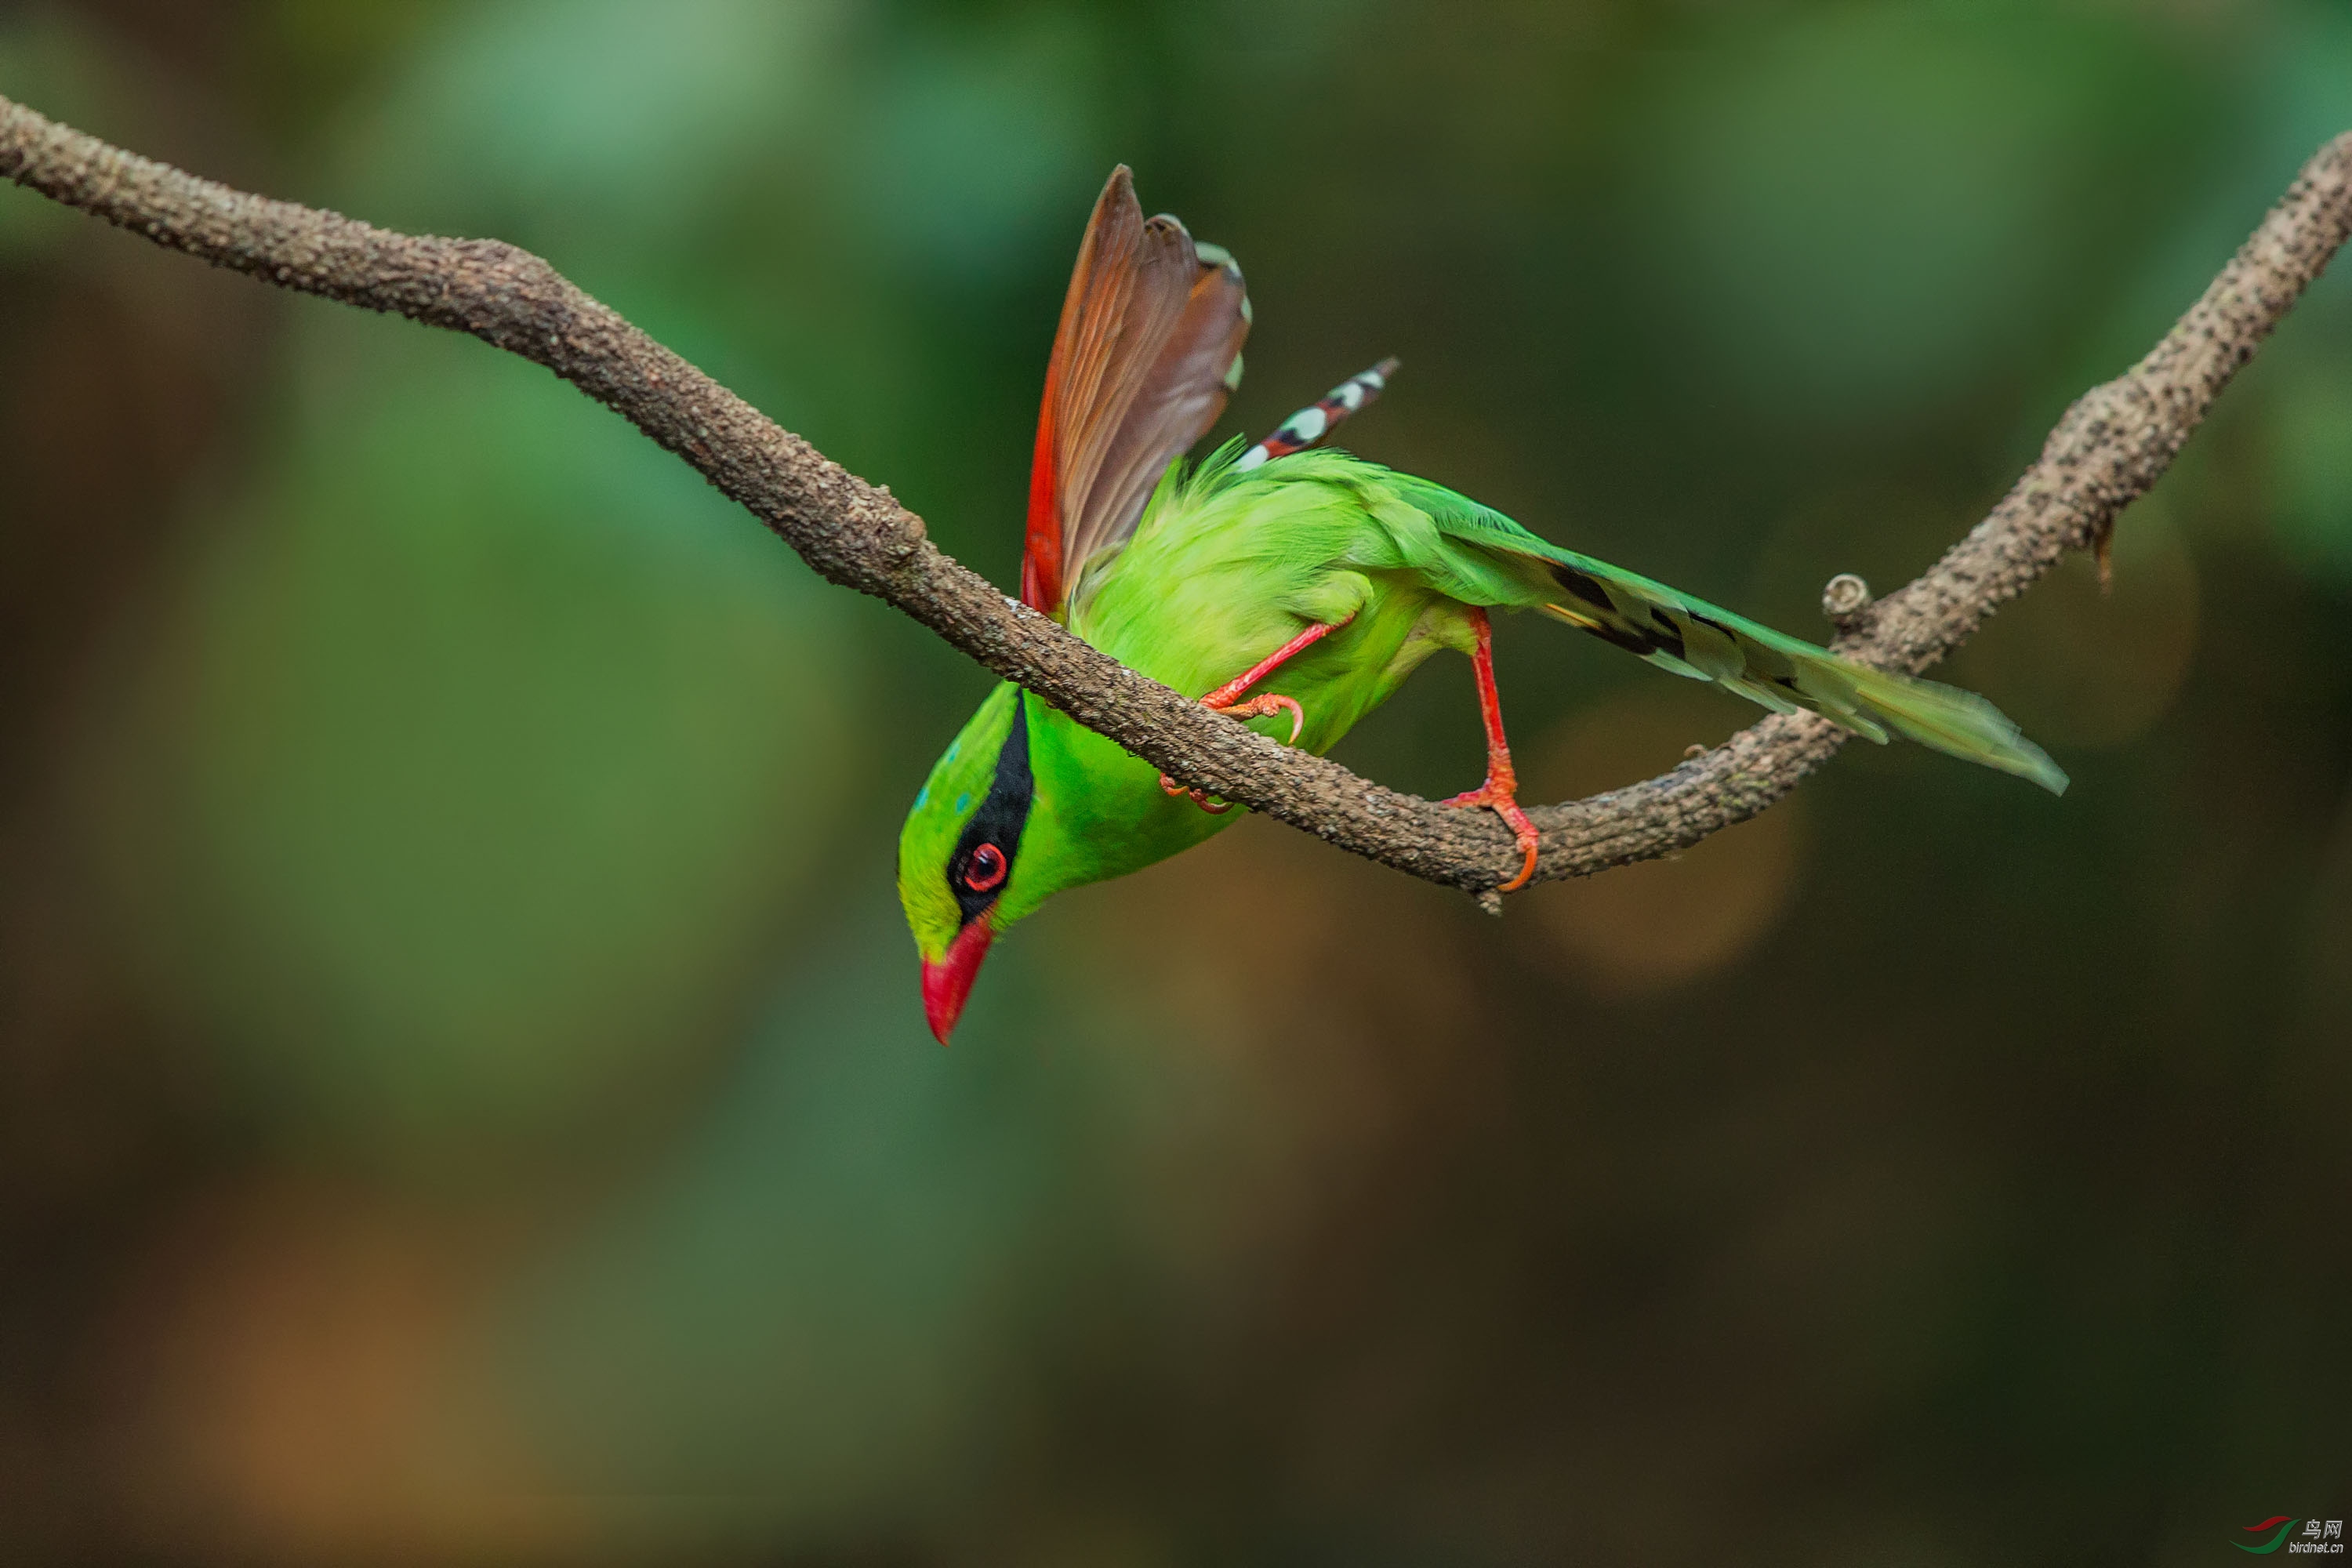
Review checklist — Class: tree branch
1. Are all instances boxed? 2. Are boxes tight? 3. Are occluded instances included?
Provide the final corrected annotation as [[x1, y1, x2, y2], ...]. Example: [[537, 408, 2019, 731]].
[[5, 91, 2347, 895]]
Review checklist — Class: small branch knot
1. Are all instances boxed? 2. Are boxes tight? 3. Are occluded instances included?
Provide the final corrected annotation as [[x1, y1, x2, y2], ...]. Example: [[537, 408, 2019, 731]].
[[1821, 572, 1872, 622]]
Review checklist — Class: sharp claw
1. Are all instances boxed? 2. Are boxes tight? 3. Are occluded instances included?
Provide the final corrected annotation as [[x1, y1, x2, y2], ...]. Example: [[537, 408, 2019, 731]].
[[1210, 692, 1306, 746], [1160, 773, 1234, 815], [1497, 818, 1540, 892], [1446, 780, 1541, 893]]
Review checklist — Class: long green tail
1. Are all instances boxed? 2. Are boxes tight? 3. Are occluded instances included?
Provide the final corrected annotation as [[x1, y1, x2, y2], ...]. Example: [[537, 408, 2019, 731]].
[[1374, 472, 2067, 795], [1534, 550, 2066, 794]]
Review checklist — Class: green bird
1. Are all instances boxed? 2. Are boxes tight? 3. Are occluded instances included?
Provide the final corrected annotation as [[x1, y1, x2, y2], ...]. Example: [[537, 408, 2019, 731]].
[[901, 168, 2064, 1043]]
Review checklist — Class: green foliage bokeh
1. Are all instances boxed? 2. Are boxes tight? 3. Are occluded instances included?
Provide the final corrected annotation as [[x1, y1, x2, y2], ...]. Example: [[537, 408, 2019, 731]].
[[2, 1, 2350, 1563]]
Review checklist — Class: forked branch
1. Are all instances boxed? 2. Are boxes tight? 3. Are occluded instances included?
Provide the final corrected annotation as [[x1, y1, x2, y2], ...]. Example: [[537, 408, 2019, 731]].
[[5, 91, 2348, 894]]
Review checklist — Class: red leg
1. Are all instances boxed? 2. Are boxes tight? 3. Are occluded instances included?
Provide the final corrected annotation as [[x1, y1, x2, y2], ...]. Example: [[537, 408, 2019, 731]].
[[1442, 607, 1541, 892], [1202, 617, 1345, 709], [1162, 615, 1351, 812]]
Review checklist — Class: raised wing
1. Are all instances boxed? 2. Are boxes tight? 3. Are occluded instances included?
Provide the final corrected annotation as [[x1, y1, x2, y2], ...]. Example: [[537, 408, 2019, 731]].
[[1020, 166, 1249, 618]]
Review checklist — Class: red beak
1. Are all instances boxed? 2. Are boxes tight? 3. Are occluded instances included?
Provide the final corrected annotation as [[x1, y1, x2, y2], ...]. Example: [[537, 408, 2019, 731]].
[[921, 920, 994, 1044]]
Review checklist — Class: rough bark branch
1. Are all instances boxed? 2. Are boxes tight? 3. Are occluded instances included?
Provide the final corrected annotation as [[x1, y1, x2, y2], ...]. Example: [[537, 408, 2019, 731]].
[[5, 92, 2348, 895]]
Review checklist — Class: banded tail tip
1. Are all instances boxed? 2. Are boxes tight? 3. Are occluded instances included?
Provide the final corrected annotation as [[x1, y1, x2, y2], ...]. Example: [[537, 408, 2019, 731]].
[[1240, 356, 1403, 470]]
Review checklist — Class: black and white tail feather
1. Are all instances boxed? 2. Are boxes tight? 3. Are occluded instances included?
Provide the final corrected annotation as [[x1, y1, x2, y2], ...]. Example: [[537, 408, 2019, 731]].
[[1238, 358, 1399, 470]]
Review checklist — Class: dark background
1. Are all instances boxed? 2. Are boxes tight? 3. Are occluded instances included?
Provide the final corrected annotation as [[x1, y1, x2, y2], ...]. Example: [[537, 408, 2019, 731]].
[[2, 0, 2348, 1562]]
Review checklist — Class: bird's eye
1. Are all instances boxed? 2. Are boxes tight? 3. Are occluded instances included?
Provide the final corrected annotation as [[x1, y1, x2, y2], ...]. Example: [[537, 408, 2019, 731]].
[[962, 842, 1007, 892]]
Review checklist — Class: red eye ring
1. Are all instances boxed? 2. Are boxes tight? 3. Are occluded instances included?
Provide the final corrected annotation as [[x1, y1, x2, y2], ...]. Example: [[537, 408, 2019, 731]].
[[962, 842, 1007, 893]]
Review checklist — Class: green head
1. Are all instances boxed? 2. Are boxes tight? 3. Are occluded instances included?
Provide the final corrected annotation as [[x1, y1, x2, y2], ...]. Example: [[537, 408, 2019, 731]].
[[898, 682, 1042, 1043], [902, 678, 1242, 1041]]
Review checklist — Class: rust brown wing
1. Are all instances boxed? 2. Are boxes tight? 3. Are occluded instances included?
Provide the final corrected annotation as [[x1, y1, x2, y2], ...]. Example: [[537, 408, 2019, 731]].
[[1020, 166, 1248, 618]]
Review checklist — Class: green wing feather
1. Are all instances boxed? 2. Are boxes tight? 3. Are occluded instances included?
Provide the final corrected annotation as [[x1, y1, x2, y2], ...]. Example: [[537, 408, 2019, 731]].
[[1369, 471, 2069, 796]]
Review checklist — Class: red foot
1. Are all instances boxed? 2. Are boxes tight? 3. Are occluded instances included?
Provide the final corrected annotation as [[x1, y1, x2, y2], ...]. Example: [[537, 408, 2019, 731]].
[[1160, 772, 1233, 814], [1446, 607, 1541, 893], [1167, 616, 1348, 816], [1446, 779, 1540, 892], [1209, 692, 1304, 745]]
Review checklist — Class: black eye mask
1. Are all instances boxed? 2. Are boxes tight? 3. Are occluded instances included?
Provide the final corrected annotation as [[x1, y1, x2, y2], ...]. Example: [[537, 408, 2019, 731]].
[[946, 691, 1034, 927]]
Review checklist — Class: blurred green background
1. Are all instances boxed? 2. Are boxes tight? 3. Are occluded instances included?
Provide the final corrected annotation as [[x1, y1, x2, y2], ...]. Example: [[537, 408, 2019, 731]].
[[2, 0, 2350, 1562]]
